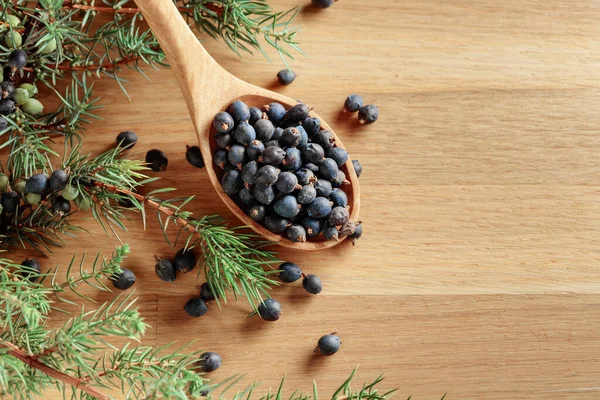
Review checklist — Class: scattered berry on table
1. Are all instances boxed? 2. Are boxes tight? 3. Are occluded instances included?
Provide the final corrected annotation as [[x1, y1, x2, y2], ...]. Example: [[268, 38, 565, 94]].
[[263, 102, 286, 124], [116, 131, 137, 148], [20, 258, 41, 282], [186, 145, 205, 169], [7, 49, 27, 69], [184, 297, 208, 317], [315, 334, 341, 356], [1, 191, 19, 214], [173, 248, 196, 274], [49, 169, 69, 192], [146, 149, 168, 172], [254, 119, 275, 141], [111, 268, 136, 290], [199, 282, 218, 301], [358, 104, 379, 124], [344, 94, 363, 112], [249, 106, 264, 124], [196, 352, 222, 372], [276, 69, 296, 85], [26, 173, 49, 194], [213, 111, 235, 134], [278, 262, 302, 283], [297, 185, 317, 205], [52, 196, 71, 215], [256, 298, 281, 321], [234, 121, 256, 146], [155, 257, 176, 282], [286, 224, 307, 242], [302, 274, 323, 295], [312, 0, 336, 8], [228, 100, 250, 125], [264, 215, 290, 233]]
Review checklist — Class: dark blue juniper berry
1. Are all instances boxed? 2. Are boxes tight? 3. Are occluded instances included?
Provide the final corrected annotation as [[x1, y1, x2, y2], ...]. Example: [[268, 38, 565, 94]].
[[20, 258, 41, 282], [186, 145, 205, 169], [315, 334, 341, 356], [7, 49, 27, 69], [227, 144, 247, 168], [214, 132, 232, 149], [297, 185, 317, 205], [272, 127, 284, 140], [286, 103, 310, 122], [302, 143, 325, 164], [275, 172, 300, 193], [280, 127, 302, 147], [111, 268, 136, 290], [234, 121, 256, 146], [278, 262, 302, 282], [221, 170, 243, 195], [0, 99, 15, 115], [155, 257, 175, 282], [146, 149, 169, 172], [174, 248, 196, 273], [296, 168, 316, 186], [329, 206, 350, 226], [314, 179, 333, 197], [277, 69, 296, 85], [302, 117, 321, 136], [248, 204, 267, 222], [1, 81, 14, 99], [254, 119, 275, 141], [323, 222, 339, 241], [249, 106, 264, 124], [116, 131, 138, 148], [312, 0, 335, 7], [1, 191, 20, 214], [349, 222, 362, 244], [264, 215, 290, 233], [196, 352, 222, 372], [304, 163, 319, 173], [242, 161, 259, 185], [199, 282, 218, 301], [318, 158, 339, 180], [246, 140, 265, 161], [331, 170, 349, 188], [255, 165, 280, 185], [264, 102, 286, 124], [312, 130, 335, 150], [184, 297, 208, 317], [26, 173, 49, 194], [344, 94, 363, 112], [307, 197, 333, 219], [328, 147, 349, 167], [52, 196, 71, 215], [329, 188, 348, 207], [239, 187, 254, 205], [286, 224, 306, 242], [256, 298, 281, 321], [214, 150, 228, 169], [228, 100, 250, 124], [254, 184, 276, 205], [301, 218, 323, 238], [352, 160, 362, 178], [259, 146, 286, 166], [282, 147, 302, 171], [302, 274, 322, 295], [274, 195, 300, 219], [213, 111, 235, 134], [264, 140, 280, 148], [297, 125, 309, 148], [358, 104, 379, 125]]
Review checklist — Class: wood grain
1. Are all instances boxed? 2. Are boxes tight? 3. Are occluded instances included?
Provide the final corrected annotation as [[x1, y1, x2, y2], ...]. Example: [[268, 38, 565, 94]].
[[4, 0, 600, 398]]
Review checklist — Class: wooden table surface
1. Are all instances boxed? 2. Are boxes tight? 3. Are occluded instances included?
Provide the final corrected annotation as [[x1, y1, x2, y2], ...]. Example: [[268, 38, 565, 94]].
[[9, 0, 600, 398]]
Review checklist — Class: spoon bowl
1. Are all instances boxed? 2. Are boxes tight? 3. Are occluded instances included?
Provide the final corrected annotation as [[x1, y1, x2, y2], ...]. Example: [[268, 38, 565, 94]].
[[134, 0, 360, 250]]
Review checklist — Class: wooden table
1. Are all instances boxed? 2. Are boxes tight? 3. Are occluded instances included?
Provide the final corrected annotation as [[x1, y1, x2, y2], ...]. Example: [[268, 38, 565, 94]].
[[10, 0, 600, 398]]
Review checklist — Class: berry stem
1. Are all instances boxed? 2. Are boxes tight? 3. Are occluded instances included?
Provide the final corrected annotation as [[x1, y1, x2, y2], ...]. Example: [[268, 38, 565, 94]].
[[0, 340, 110, 400]]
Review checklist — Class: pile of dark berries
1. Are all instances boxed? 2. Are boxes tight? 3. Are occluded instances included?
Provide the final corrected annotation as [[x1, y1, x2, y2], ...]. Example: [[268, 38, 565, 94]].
[[344, 94, 379, 125], [212, 100, 362, 243]]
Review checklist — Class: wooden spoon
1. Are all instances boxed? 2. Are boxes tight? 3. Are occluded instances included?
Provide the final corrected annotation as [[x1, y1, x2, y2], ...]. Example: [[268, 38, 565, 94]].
[[134, 0, 360, 251]]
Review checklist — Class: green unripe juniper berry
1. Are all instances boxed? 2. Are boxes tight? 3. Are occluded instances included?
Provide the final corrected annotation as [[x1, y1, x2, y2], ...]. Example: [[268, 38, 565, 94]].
[[13, 88, 28, 105], [61, 184, 79, 201], [25, 192, 41, 205], [22, 98, 43, 115], [13, 181, 26, 194]]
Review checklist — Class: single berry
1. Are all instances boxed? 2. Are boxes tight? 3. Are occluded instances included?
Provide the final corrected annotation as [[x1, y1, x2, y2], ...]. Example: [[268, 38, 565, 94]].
[[13, 88, 28, 105], [52, 196, 71, 215], [286, 224, 306, 242], [174, 248, 196, 273], [5, 15, 20, 27], [4, 32, 22, 48], [246, 140, 265, 161], [215, 132, 232, 149], [213, 111, 235, 133], [155, 257, 176, 282], [282, 148, 302, 171], [22, 98, 43, 115], [259, 146, 286, 166], [358, 105, 379, 124], [275, 171, 300, 193], [254, 119, 275, 142], [61, 184, 79, 201], [312, 130, 335, 150], [239, 187, 254, 205], [1, 191, 19, 214], [26, 173, 49, 195], [301, 218, 323, 238], [278, 262, 302, 282], [297, 185, 317, 205], [295, 168, 316, 186], [256, 165, 280, 185], [242, 161, 259, 185], [248, 204, 267, 222], [25, 192, 41, 205], [302, 274, 322, 295], [13, 181, 26, 194], [264, 140, 279, 148], [18, 83, 37, 97], [116, 131, 137, 148], [228, 100, 251, 124], [344, 94, 363, 112], [280, 127, 302, 147], [297, 125, 309, 148], [196, 352, 222, 372], [186, 145, 205, 169], [304, 163, 319, 173], [272, 127, 284, 140], [264, 215, 290, 233], [307, 197, 333, 218], [312, 0, 336, 7], [214, 150, 228, 169], [20, 258, 41, 282], [7, 49, 27, 69], [302, 143, 325, 164], [328, 147, 349, 167], [286, 103, 310, 122], [318, 158, 339, 180], [1, 81, 15, 99], [274, 195, 300, 219], [184, 297, 208, 317], [349, 222, 362, 244], [329, 188, 348, 207], [49, 169, 68, 192], [0, 99, 15, 115], [329, 206, 349, 226], [74, 196, 91, 211], [276, 69, 296, 85], [234, 121, 256, 146], [199, 282, 218, 301], [323, 222, 339, 241], [0, 173, 8, 191], [302, 117, 321, 136], [249, 106, 264, 124], [111, 268, 136, 290], [315, 334, 341, 356], [254, 184, 276, 205], [314, 179, 333, 197], [263, 103, 286, 124], [228, 144, 247, 169], [352, 160, 362, 178], [331, 170, 349, 188], [146, 149, 168, 172], [40, 38, 58, 54], [256, 298, 281, 321]]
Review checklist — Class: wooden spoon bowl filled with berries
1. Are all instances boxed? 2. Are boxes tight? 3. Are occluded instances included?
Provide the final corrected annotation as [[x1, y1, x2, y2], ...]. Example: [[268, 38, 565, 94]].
[[134, 0, 361, 251]]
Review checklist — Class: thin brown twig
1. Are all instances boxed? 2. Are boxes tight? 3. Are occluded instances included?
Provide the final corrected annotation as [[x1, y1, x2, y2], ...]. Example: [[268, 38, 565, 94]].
[[0, 340, 110, 400]]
